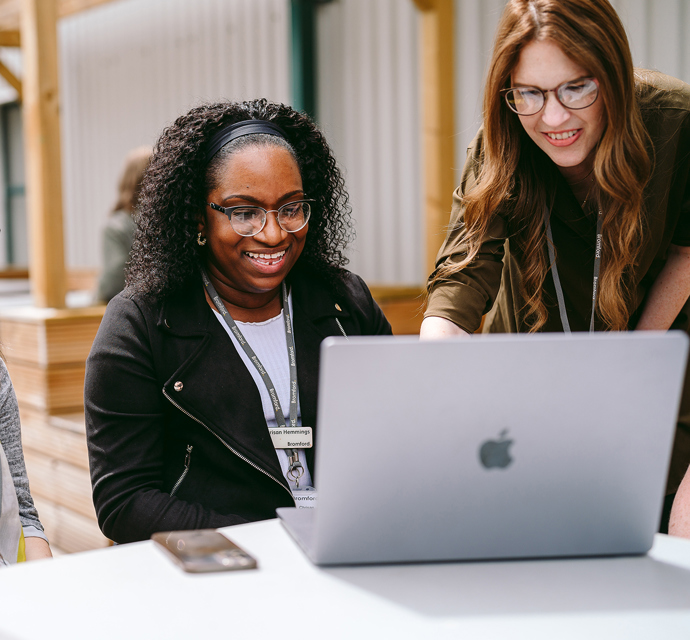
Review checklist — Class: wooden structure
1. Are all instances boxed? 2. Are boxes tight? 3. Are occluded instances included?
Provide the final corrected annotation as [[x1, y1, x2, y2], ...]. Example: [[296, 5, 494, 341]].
[[413, 0, 455, 276], [370, 285, 425, 336], [22, 0, 66, 308]]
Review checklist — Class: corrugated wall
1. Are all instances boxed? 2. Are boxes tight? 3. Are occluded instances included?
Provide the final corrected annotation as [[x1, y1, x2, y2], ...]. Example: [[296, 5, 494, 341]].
[[1, 0, 689, 284], [58, 0, 291, 269], [316, 0, 422, 286]]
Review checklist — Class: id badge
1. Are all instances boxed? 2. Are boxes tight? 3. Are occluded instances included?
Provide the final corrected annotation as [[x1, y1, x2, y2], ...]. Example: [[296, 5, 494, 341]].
[[294, 487, 317, 509], [269, 426, 313, 449]]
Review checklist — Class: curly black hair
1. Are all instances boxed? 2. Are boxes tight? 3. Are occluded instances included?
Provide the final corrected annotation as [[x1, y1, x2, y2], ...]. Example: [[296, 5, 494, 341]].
[[126, 99, 353, 297]]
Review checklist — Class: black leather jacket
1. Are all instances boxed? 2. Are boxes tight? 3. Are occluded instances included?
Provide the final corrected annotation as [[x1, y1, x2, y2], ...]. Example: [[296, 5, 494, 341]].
[[85, 267, 392, 543]]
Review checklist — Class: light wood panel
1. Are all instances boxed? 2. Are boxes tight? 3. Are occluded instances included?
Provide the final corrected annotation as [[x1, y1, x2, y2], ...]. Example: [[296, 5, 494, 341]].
[[0, 305, 104, 412], [0, 29, 19, 45], [21, 0, 66, 308], [32, 496, 109, 554], [0, 0, 120, 30], [0, 0, 19, 31], [23, 448, 95, 520], [370, 285, 425, 335], [7, 360, 86, 412], [66, 267, 99, 291], [0, 304, 105, 551], [0, 268, 28, 278], [19, 406, 89, 469], [414, 0, 456, 277], [22, 409, 110, 552], [0, 305, 104, 365], [377, 298, 425, 335]]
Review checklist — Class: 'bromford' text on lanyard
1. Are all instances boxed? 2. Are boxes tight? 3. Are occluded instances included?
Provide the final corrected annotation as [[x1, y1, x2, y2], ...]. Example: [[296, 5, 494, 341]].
[[543, 205, 603, 333], [200, 269, 312, 487]]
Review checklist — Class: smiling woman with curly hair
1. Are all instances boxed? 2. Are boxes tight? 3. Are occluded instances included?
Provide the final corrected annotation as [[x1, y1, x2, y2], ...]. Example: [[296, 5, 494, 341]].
[[84, 99, 391, 543]]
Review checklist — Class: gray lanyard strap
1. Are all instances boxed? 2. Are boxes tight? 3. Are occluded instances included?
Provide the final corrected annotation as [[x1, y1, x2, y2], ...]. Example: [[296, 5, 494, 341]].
[[201, 270, 304, 481], [544, 205, 603, 333]]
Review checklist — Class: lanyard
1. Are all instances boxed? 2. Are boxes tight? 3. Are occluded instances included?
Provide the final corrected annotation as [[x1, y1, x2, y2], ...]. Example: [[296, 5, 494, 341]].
[[201, 269, 304, 483], [544, 205, 603, 333]]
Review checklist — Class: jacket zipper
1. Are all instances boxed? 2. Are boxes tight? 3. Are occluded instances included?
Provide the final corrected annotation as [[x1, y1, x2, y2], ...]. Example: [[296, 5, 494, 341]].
[[170, 444, 193, 497], [335, 318, 348, 339], [163, 389, 295, 503]]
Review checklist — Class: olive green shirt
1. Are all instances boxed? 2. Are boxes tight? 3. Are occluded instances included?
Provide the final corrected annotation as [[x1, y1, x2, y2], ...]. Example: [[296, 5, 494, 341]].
[[426, 71, 690, 492]]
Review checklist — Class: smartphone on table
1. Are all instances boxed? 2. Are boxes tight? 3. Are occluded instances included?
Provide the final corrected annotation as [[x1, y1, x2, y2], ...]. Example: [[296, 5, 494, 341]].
[[151, 529, 258, 573]]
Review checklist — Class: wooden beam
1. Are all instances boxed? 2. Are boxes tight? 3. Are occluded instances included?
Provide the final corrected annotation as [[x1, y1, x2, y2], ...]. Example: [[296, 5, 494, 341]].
[[0, 0, 120, 30], [0, 57, 20, 99], [21, 0, 66, 308], [369, 285, 425, 335], [0, 29, 19, 45], [0, 1, 20, 32], [415, 0, 456, 279]]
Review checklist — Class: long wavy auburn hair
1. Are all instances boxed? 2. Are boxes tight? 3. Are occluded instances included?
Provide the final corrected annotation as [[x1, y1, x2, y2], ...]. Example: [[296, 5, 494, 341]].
[[431, 0, 651, 331]]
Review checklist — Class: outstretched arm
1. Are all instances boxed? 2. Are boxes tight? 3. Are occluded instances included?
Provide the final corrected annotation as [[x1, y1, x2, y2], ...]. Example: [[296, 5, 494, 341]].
[[420, 316, 470, 339], [24, 536, 52, 561], [670, 464, 690, 537]]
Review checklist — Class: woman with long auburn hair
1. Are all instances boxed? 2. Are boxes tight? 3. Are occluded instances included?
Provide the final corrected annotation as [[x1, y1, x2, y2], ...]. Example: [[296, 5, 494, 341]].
[[422, 0, 690, 532]]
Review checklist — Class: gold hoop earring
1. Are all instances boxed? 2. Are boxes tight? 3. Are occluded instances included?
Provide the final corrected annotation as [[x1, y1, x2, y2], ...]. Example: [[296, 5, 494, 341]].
[[197, 232, 207, 246]]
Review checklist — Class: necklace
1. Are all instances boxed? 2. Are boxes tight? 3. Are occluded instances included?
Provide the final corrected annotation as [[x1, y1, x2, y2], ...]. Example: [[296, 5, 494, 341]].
[[581, 176, 596, 209]]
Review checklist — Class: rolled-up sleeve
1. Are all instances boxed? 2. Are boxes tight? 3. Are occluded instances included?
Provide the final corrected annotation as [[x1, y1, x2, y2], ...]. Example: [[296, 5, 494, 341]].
[[425, 129, 507, 333]]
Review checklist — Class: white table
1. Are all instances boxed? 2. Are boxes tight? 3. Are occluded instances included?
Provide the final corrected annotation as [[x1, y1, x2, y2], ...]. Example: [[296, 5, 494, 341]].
[[2, 520, 690, 639]]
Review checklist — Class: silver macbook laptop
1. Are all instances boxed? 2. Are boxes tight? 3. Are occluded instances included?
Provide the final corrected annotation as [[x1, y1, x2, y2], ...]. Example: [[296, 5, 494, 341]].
[[278, 332, 688, 565]]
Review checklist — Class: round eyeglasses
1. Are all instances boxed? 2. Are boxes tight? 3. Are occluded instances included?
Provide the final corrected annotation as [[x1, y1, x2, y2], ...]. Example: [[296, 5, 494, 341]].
[[207, 199, 313, 237], [501, 77, 599, 116]]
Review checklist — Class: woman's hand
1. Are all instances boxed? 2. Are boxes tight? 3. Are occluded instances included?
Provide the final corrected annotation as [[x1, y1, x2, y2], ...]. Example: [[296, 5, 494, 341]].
[[24, 536, 52, 561], [670, 464, 690, 538], [420, 316, 470, 339], [636, 244, 690, 331]]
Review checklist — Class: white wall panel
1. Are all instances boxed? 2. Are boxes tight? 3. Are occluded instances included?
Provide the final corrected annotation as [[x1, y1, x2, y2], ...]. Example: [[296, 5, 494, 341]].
[[0, 48, 21, 105], [59, 0, 291, 268], [615, 0, 690, 80], [317, 0, 422, 285], [455, 0, 494, 180], [455, 0, 690, 183]]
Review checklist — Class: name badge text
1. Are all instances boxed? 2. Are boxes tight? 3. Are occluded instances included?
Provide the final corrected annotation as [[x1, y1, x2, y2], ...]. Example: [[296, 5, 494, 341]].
[[269, 426, 313, 449]]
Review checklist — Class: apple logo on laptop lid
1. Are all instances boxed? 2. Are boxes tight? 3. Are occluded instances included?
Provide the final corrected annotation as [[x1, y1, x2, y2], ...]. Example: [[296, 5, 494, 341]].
[[479, 429, 514, 469]]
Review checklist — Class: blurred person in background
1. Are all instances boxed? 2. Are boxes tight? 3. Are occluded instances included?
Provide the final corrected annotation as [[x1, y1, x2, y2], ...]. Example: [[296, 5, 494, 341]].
[[421, 0, 690, 532], [96, 146, 152, 303], [84, 99, 391, 543]]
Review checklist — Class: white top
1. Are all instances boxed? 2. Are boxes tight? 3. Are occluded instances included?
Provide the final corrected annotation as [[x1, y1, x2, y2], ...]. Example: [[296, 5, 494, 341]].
[[212, 295, 313, 492]]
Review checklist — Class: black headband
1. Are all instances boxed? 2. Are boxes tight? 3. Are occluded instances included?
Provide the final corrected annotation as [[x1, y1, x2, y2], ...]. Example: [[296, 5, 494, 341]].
[[204, 120, 287, 163]]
